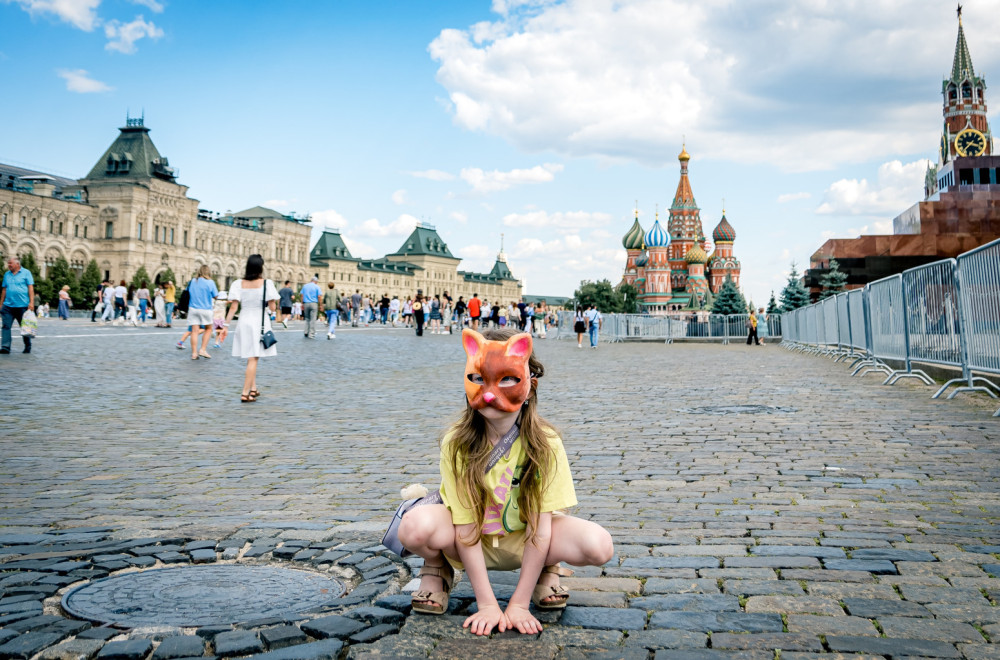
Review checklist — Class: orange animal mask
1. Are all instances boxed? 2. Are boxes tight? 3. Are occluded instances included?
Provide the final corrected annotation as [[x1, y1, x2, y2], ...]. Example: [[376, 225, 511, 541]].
[[462, 329, 534, 412]]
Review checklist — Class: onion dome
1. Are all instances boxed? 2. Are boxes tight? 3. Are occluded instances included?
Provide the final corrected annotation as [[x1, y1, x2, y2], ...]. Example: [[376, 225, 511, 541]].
[[622, 215, 645, 250], [635, 251, 649, 267], [712, 215, 736, 242], [644, 218, 669, 248], [685, 244, 708, 264], [678, 145, 690, 162]]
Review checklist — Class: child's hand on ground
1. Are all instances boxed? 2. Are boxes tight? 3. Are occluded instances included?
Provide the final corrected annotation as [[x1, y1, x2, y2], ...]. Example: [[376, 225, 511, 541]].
[[504, 603, 542, 634], [463, 603, 508, 636]]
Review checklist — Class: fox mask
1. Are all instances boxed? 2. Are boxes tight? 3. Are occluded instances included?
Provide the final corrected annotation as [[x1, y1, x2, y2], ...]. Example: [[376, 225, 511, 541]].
[[462, 329, 534, 412]]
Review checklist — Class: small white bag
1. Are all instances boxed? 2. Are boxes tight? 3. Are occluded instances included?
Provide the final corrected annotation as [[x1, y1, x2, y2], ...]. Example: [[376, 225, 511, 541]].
[[21, 310, 38, 337]]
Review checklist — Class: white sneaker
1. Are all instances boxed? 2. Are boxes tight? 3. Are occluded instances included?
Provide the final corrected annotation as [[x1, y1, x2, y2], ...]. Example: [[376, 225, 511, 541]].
[[281, 320, 288, 329], [327, 333, 333, 340], [577, 343, 582, 348]]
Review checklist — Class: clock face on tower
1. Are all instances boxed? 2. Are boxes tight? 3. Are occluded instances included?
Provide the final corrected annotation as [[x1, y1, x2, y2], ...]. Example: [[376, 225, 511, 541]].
[[955, 128, 987, 157]]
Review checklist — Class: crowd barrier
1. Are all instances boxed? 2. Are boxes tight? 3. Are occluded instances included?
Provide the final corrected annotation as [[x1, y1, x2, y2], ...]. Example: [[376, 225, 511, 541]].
[[782, 237, 1000, 418], [554, 310, 781, 344]]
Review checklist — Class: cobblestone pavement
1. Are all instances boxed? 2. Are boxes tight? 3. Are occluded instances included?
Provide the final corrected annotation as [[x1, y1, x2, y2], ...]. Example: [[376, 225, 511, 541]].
[[2, 319, 1000, 659]]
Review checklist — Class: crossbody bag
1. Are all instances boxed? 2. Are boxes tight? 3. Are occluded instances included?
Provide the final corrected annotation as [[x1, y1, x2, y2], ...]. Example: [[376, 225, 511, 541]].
[[382, 422, 520, 557], [260, 282, 278, 349]]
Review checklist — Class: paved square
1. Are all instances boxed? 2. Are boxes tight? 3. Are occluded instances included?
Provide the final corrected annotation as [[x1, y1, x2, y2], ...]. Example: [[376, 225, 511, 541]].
[[2, 321, 999, 658]]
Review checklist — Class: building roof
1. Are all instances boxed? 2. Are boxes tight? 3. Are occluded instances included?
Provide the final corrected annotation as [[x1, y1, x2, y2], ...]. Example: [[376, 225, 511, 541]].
[[233, 206, 289, 219], [622, 214, 645, 249], [951, 18, 977, 84], [358, 257, 419, 274], [0, 163, 81, 198], [685, 245, 708, 264], [645, 217, 669, 248], [670, 148, 698, 210], [523, 294, 571, 307], [489, 257, 517, 280], [389, 224, 457, 259], [712, 214, 736, 242], [84, 118, 177, 183], [310, 230, 356, 262]]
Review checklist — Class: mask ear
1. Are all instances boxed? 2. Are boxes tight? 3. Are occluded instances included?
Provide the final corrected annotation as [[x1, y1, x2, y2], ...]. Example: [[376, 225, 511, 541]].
[[462, 329, 486, 358], [505, 333, 532, 358]]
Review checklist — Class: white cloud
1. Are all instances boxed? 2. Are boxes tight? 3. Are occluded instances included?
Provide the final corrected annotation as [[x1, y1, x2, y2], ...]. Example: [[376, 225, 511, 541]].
[[310, 208, 349, 230], [353, 214, 418, 238], [104, 15, 163, 53], [502, 209, 614, 229], [407, 169, 455, 181], [391, 189, 407, 205], [341, 236, 374, 258], [9, 0, 101, 30], [459, 163, 563, 193], [429, 1, 1000, 171], [130, 0, 163, 12], [777, 192, 811, 203], [816, 159, 931, 216], [57, 68, 112, 93], [449, 211, 468, 224]]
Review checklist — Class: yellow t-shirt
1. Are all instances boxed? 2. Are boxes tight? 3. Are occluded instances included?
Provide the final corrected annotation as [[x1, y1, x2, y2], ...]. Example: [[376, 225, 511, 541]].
[[439, 431, 577, 536], [164, 284, 176, 304]]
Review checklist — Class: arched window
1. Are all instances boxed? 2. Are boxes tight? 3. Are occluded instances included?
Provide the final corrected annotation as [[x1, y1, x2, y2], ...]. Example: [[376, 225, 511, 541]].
[[962, 83, 972, 99], [948, 85, 957, 102]]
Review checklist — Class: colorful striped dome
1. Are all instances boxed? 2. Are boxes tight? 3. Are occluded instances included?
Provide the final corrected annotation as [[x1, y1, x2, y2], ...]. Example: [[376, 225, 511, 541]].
[[685, 245, 708, 264], [644, 219, 669, 248], [635, 251, 649, 267], [622, 216, 645, 250], [713, 215, 736, 242]]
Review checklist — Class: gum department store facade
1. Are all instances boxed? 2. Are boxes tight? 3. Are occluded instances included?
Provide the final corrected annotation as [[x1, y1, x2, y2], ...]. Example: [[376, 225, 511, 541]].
[[0, 119, 521, 303]]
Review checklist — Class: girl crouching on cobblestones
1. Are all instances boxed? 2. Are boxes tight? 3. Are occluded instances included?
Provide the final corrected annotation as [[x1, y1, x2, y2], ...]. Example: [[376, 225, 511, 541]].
[[397, 327, 614, 636]]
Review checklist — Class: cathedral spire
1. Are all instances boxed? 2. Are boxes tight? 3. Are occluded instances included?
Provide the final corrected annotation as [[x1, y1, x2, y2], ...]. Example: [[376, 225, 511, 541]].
[[951, 5, 975, 83]]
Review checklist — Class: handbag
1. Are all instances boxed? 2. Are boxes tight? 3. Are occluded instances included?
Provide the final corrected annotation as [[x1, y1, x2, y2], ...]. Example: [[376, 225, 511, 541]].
[[260, 281, 278, 349], [20, 310, 38, 337], [381, 422, 521, 557]]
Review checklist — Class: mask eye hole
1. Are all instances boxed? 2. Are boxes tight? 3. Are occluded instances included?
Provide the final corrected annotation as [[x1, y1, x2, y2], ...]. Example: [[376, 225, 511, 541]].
[[499, 376, 521, 387], [467, 373, 484, 385]]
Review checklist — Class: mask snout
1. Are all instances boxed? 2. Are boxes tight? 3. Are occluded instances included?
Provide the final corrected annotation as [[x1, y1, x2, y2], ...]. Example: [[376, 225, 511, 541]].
[[483, 392, 496, 404]]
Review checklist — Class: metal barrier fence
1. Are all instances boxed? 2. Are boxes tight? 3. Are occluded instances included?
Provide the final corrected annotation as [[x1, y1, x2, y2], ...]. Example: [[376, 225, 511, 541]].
[[554, 310, 781, 344], [782, 237, 1000, 417]]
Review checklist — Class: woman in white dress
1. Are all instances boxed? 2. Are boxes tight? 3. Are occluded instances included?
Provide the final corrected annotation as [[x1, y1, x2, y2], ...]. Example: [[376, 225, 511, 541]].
[[222, 254, 279, 402], [153, 285, 167, 327]]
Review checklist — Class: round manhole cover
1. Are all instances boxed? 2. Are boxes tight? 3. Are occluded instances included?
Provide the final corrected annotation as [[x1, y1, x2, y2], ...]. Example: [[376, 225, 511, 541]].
[[677, 405, 797, 415], [62, 565, 345, 628]]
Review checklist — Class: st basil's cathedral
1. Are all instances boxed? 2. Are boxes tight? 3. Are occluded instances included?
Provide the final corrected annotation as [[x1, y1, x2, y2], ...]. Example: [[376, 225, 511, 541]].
[[621, 146, 741, 314]]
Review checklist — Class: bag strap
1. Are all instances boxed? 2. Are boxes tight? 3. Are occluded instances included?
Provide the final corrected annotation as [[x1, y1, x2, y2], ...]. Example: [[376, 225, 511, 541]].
[[261, 280, 267, 333], [485, 422, 520, 473]]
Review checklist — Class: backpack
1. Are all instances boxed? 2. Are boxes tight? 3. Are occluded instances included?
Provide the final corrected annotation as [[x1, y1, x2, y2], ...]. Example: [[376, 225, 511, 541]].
[[177, 285, 191, 313]]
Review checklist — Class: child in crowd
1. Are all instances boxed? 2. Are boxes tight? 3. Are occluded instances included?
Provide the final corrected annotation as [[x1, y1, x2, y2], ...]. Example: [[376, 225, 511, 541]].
[[212, 293, 228, 348], [397, 328, 614, 636]]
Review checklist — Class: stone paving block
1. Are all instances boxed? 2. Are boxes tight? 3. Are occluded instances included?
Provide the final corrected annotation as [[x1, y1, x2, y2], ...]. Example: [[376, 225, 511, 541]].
[[897, 561, 986, 578], [825, 635, 962, 657], [648, 612, 783, 633], [724, 557, 820, 569], [213, 631, 264, 657], [559, 607, 645, 630], [653, 650, 772, 659], [957, 644, 1000, 660], [781, 655, 885, 660], [76, 629, 119, 642], [429, 638, 558, 660], [150, 637, 205, 660], [0, 632, 17, 646], [188, 549, 215, 564], [711, 632, 823, 652], [877, 616, 984, 643], [259, 626, 308, 651], [561, 578, 640, 593], [643, 579, 718, 594], [804, 582, 898, 599], [36, 639, 105, 660], [246, 639, 343, 660], [786, 614, 880, 637], [652, 545, 750, 557], [750, 546, 846, 559], [744, 595, 845, 616], [0, 632, 66, 660], [698, 569, 776, 580], [565, 591, 626, 608], [6, 616, 64, 633], [841, 598, 933, 619], [95, 640, 154, 660], [347, 624, 397, 644], [897, 585, 988, 604], [723, 580, 804, 596], [628, 594, 739, 612], [555, 647, 648, 660], [397, 615, 471, 639], [343, 607, 404, 626], [925, 602, 1000, 624], [536, 628, 621, 648], [824, 559, 898, 573], [851, 548, 937, 562]]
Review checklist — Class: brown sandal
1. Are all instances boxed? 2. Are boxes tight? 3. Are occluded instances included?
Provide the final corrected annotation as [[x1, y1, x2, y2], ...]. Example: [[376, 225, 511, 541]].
[[240, 393, 257, 403], [411, 561, 455, 615], [249, 388, 260, 398], [531, 564, 573, 609]]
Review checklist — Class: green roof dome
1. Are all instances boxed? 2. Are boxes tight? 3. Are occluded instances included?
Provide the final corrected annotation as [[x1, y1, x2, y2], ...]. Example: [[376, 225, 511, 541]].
[[622, 215, 645, 250]]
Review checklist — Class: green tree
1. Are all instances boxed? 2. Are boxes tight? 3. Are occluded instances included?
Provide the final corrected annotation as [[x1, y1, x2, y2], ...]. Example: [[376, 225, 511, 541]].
[[46, 257, 78, 306], [18, 252, 52, 306], [711, 276, 747, 315], [780, 262, 811, 311], [818, 259, 848, 299], [78, 259, 102, 307], [158, 266, 176, 286], [572, 279, 637, 313], [766, 291, 779, 314], [130, 265, 152, 290], [618, 282, 639, 314]]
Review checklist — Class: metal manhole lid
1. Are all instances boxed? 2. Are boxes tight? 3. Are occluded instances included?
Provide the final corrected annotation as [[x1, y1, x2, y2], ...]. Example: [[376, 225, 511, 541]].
[[62, 565, 345, 628], [677, 405, 798, 415]]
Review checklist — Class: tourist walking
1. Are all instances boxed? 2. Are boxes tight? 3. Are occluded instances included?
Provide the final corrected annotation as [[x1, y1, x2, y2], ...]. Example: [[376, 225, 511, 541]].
[[389, 295, 400, 326], [1, 256, 36, 354], [136, 281, 151, 324], [402, 297, 413, 327], [300, 276, 321, 339], [468, 293, 482, 329], [164, 280, 176, 327], [113, 280, 128, 322], [413, 292, 426, 336], [584, 304, 602, 349], [101, 281, 115, 323], [534, 301, 548, 338], [91, 281, 106, 322], [223, 254, 279, 402], [757, 307, 768, 346], [573, 306, 587, 348], [58, 285, 71, 320], [380, 294, 390, 325], [351, 289, 362, 326], [154, 284, 167, 327], [746, 310, 760, 346], [187, 265, 218, 360], [126, 284, 139, 326], [278, 281, 294, 328], [429, 294, 442, 334], [455, 296, 466, 328], [324, 282, 339, 339]]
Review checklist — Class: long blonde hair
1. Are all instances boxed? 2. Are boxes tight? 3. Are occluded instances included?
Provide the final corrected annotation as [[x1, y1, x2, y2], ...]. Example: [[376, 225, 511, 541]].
[[444, 326, 556, 547]]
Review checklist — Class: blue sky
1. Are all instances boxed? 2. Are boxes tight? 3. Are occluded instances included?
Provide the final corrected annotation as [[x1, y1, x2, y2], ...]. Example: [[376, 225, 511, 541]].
[[2, 0, 998, 304]]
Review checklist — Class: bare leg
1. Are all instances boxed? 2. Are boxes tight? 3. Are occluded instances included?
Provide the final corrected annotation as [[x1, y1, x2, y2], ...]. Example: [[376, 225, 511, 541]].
[[199, 327, 212, 356], [190, 326, 201, 359], [538, 516, 614, 597], [397, 504, 459, 605], [243, 357, 258, 395]]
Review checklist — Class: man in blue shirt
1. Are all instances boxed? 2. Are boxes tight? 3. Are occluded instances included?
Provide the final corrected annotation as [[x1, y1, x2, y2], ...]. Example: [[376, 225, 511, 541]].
[[300, 275, 322, 339], [1, 256, 36, 354], [583, 303, 602, 349], [186, 265, 219, 359]]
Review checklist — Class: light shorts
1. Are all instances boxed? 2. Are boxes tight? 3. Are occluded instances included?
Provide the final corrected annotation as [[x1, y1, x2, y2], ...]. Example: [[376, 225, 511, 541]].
[[213, 319, 225, 330], [445, 531, 527, 572], [188, 308, 213, 327]]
